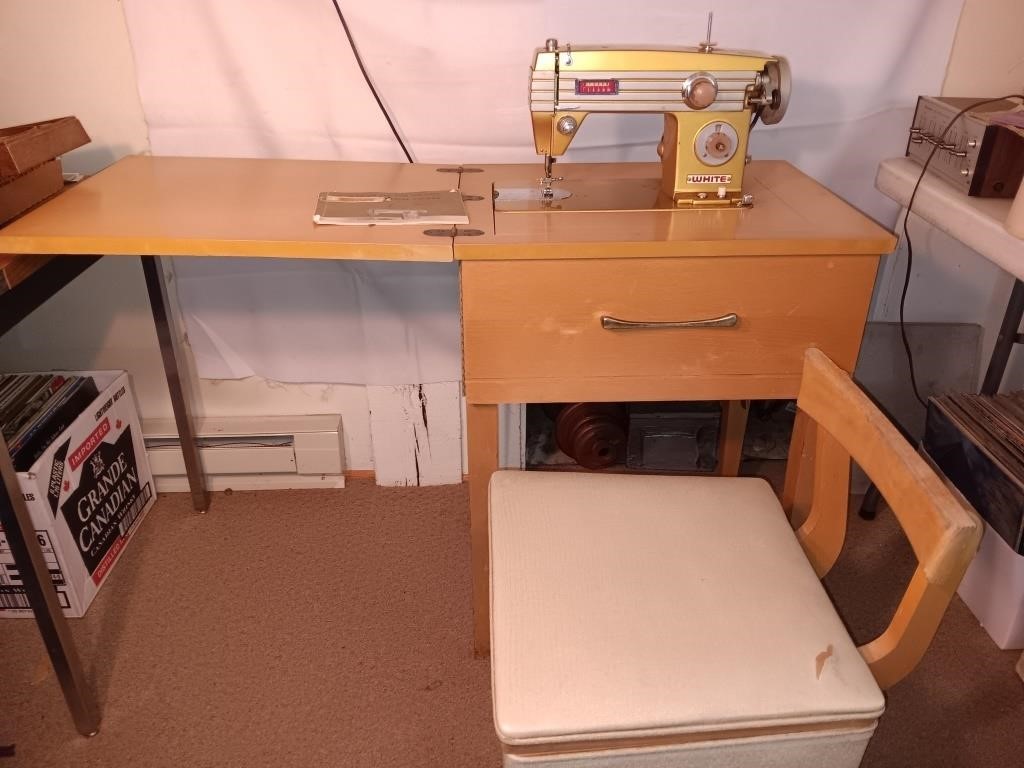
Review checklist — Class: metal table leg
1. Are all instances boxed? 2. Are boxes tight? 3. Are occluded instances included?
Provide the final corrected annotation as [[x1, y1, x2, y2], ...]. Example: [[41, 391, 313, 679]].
[[0, 435, 100, 736], [858, 484, 883, 521], [140, 256, 209, 512], [981, 278, 1024, 395]]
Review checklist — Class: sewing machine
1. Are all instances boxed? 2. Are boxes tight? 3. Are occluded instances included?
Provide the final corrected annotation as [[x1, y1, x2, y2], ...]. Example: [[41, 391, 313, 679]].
[[527, 18, 790, 208]]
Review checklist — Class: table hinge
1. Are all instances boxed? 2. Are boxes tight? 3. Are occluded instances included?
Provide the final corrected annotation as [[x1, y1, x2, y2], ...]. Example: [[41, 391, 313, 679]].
[[423, 227, 485, 238]]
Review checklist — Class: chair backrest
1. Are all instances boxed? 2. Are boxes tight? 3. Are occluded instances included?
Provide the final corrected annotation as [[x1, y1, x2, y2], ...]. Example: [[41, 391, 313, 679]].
[[783, 348, 982, 689]]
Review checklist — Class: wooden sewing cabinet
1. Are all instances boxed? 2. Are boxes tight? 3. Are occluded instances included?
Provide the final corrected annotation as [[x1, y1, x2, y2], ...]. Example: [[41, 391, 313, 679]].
[[455, 161, 896, 654]]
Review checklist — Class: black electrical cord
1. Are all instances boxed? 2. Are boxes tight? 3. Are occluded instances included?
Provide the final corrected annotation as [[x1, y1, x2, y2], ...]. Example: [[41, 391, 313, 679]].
[[750, 105, 763, 131], [329, 0, 414, 163], [899, 94, 1023, 408]]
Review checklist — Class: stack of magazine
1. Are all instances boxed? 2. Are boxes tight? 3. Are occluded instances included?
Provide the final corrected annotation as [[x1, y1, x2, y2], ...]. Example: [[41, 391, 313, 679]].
[[0, 374, 98, 471]]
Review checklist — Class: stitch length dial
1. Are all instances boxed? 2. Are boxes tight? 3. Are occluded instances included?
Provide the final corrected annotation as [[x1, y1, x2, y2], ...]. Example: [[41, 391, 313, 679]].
[[695, 121, 739, 167]]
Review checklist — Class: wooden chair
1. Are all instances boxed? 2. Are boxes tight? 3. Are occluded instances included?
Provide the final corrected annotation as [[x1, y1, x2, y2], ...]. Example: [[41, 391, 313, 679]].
[[488, 348, 981, 768]]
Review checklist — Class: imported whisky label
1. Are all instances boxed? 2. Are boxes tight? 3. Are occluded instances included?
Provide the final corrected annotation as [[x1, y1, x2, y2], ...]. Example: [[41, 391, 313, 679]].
[[59, 425, 152, 580]]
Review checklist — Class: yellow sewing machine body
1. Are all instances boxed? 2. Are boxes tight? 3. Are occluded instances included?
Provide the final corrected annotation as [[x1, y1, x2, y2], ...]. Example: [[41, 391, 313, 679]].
[[530, 43, 790, 207]]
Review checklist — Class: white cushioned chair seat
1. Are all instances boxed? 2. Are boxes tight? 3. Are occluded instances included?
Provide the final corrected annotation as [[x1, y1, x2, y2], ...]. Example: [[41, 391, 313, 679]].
[[489, 470, 884, 751]]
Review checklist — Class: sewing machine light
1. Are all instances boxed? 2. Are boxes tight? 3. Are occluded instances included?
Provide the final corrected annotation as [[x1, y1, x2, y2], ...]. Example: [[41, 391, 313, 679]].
[[556, 116, 578, 136]]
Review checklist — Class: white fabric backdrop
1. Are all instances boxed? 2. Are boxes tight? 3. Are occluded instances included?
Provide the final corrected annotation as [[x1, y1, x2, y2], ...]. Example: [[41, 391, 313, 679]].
[[120, 0, 964, 384]]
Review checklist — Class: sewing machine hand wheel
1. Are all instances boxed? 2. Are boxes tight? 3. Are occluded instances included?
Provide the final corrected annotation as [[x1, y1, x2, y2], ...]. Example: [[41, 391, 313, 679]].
[[760, 56, 791, 125]]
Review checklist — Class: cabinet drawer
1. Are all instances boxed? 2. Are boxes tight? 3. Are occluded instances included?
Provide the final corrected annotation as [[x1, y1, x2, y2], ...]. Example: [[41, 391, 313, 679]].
[[461, 256, 878, 401]]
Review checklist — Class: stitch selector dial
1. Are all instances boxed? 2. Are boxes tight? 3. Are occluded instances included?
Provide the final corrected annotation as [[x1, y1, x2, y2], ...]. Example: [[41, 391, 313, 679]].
[[695, 121, 739, 167]]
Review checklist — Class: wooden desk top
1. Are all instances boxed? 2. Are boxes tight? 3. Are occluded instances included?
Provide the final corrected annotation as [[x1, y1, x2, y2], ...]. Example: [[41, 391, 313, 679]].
[[455, 161, 897, 259], [0, 156, 457, 261], [0, 155, 895, 261]]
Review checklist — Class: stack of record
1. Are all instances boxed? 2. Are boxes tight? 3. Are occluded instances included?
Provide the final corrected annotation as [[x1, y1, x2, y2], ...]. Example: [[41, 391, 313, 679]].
[[925, 392, 1024, 553], [0, 373, 98, 471]]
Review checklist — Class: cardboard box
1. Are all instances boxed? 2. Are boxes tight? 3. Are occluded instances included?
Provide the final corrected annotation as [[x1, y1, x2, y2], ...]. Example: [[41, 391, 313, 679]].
[[0, 158, 64, 226], [0, 116, 89, 179], [958, 522, 1024, 650], [0, 372, 155, 617]]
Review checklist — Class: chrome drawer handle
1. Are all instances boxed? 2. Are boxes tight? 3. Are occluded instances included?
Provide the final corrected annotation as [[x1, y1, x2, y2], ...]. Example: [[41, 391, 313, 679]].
[[600, 313, 739, 330]]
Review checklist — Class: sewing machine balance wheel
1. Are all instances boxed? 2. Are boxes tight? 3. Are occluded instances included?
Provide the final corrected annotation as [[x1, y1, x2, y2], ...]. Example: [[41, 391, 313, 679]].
[[760, 57, 792, 125]]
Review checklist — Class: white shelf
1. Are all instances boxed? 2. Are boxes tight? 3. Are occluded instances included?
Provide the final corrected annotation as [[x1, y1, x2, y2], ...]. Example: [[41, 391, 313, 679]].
[[875, 157, 1024, 281]]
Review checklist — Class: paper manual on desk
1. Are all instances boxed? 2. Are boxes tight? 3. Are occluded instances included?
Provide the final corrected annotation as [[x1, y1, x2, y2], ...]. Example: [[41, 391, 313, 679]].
[[312, 190, 469, 225]]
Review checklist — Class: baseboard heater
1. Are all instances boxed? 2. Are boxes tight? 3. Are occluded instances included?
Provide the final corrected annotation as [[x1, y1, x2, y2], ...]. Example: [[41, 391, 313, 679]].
[[143, 415, 345, 492]]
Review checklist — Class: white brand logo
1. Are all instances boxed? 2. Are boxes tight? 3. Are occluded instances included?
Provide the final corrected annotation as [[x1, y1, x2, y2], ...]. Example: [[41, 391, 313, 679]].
[[686, 174, 733, 184]]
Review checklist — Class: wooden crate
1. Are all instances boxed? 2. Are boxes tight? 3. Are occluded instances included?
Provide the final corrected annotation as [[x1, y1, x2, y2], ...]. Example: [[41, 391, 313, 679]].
[[0, 116, 89, 178]]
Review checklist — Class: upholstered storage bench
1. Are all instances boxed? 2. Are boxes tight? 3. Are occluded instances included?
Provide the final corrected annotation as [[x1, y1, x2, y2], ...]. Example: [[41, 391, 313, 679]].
[[489, 471, 884, 768]]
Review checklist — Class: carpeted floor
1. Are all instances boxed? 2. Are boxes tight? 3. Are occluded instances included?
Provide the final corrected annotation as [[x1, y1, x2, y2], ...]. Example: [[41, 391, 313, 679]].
[[0, 478, 1021, 767]]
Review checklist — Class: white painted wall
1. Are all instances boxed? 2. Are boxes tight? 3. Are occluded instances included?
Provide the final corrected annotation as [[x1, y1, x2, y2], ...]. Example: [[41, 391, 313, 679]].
[[0, 1, 149, 173], [942, 0, 1024, 97], [0, 0, 375, 471], [871, 0, 1024, 389]]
